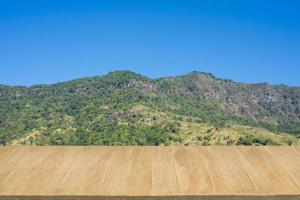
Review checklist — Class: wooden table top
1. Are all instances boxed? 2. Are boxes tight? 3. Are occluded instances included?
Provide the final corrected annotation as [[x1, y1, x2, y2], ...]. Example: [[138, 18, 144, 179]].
[[0, 146, 300, 197]]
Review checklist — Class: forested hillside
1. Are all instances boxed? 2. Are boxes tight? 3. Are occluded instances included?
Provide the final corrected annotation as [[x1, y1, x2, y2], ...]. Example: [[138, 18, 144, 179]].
[[1, 71, 300, 146]]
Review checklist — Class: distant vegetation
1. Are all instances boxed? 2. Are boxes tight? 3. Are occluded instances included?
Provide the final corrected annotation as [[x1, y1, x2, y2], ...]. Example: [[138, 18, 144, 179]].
[[0, 71, 299, 146]]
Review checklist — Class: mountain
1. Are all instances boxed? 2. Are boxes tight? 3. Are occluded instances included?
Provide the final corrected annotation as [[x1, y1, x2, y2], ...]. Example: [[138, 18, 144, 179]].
[[0, 71, 299, 146]]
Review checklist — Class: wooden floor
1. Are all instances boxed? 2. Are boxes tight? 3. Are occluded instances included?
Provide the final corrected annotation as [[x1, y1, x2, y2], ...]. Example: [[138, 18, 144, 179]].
[[0, 146, 300, 199]]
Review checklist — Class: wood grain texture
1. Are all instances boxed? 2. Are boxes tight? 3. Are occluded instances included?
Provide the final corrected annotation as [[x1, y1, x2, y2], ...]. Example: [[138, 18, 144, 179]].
[[0, 146, 299, 197]]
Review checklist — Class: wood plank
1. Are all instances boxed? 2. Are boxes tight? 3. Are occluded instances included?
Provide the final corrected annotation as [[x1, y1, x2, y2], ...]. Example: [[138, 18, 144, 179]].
[[0, 146, 299, 197]]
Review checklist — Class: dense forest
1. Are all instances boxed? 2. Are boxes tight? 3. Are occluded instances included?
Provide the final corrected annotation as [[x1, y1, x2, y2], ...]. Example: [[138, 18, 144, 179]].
[[0, 71, 300, 146]]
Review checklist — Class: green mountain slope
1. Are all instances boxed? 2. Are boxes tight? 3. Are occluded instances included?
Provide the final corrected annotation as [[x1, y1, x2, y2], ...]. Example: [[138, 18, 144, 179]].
[[0, 71, 300, 146]]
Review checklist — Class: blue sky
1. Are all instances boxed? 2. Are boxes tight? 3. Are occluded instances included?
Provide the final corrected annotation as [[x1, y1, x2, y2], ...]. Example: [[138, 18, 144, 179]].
[[0, 0, 299, 86]]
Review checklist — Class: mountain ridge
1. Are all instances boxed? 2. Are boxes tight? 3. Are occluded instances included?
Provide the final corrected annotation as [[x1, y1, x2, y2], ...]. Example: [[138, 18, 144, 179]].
[[0, 70, 299, 146], [1, 70, 297, 88]]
